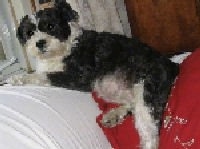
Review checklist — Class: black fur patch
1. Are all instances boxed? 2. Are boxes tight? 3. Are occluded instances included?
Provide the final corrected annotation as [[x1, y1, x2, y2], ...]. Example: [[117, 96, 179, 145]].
[[35, 1, 78, 41], [36, 8, 71, 41]]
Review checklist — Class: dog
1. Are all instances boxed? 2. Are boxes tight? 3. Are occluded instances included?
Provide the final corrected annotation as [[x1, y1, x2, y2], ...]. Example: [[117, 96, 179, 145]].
[[7, 0, 179, 148]]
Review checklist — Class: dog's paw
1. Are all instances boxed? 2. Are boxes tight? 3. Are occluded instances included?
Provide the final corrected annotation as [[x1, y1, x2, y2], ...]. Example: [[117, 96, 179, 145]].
[[5, 74, 51, 86], [5, 74, 26, 86], [101, 106, 129, 127]]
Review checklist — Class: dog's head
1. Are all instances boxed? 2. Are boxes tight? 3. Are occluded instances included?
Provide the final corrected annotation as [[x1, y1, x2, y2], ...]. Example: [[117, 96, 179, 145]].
[[17, 0, 79, 60]]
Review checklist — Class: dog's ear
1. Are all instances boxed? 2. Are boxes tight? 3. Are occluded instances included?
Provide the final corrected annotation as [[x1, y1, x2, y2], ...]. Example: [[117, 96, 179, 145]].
[[17, 15, 36, 45], [54, 0, 79, 22]]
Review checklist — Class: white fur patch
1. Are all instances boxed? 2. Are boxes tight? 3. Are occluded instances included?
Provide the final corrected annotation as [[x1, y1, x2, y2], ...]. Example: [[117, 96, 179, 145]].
[[6, 73, 50, 86], [94, 71, 133, 104], [26, 31, 68, 58], [133, 83, 158, 149], [36, 56, 64, 73]]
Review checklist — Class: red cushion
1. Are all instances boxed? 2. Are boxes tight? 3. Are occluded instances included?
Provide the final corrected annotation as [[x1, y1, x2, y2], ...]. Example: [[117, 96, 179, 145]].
[[159, 48, 200, 148]]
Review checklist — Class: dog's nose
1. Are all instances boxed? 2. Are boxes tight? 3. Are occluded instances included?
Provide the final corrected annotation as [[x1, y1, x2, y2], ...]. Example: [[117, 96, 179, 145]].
[[36, 39, 47, 52]]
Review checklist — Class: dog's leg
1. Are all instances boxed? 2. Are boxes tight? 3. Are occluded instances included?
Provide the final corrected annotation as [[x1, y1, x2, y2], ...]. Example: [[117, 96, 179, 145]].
[[101, 81, 158, 149], [5, 73, 50, 86], [95, 71, 134, 127], [133, 82, 158, 149]]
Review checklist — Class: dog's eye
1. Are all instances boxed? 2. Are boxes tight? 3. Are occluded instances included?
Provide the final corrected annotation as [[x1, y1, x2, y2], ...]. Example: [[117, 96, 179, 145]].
[[47, 24, 55, 30], [27, 31, 34, 36]]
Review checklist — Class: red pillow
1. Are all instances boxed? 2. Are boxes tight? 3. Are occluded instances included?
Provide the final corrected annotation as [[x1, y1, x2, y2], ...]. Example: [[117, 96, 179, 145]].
[[159, 48, 200, 148]]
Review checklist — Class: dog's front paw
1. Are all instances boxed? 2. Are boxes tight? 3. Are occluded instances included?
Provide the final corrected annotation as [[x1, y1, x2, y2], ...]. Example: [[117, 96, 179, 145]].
[[5, 74, 26, 86], [101, 106, 129, 127], [5, 74, 51, 86]]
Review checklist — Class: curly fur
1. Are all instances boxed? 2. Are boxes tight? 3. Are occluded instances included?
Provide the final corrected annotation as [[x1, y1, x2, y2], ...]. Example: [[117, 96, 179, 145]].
[[48, 30, 178, 124], [11, 1, 179, 148]]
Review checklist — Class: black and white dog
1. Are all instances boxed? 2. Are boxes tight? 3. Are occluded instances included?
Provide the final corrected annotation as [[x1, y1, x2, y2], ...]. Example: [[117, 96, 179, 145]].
[[7, 0, 179, 148]]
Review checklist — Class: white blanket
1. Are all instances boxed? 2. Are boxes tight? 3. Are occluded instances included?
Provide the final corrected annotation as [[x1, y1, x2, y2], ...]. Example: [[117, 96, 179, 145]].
[[0, 86, 111, 149]]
